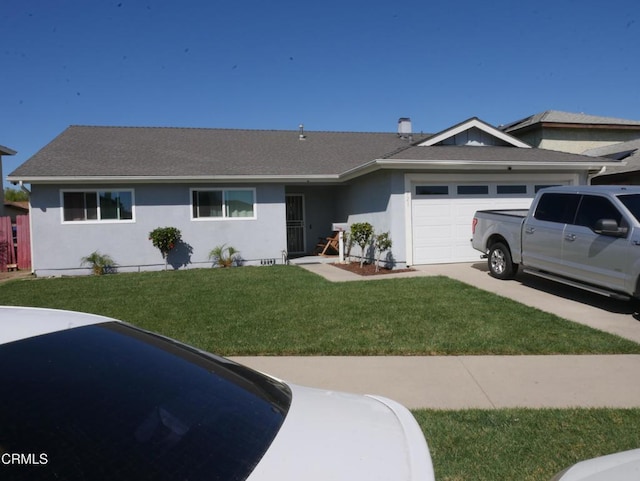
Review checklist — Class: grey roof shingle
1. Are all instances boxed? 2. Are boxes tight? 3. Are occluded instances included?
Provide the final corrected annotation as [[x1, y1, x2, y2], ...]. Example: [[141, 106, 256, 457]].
[[584, 139, 640, 176], [0, 144, 16, 156], [9, 126, 429, 179], [502, 110, 640, 133], [8, 125, 618, 182], [386, 145, 617, 163]]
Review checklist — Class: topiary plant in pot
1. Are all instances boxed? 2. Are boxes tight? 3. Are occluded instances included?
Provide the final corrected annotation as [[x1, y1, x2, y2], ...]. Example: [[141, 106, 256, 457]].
[[149, 227, 182, 270], [350, 222, 374, 268]]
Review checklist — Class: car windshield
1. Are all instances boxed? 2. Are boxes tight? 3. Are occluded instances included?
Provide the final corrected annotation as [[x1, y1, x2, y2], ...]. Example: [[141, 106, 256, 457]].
[[618, 193, 640, 223], [0, 322, 291, 481]]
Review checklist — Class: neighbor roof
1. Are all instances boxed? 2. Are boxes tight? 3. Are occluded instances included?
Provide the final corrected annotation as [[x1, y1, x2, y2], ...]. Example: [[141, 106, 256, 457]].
[[0, 144, 16, 156], [8, 124, 620, 183], [585, 139, 640, 176], [501, 110, 640, 133]]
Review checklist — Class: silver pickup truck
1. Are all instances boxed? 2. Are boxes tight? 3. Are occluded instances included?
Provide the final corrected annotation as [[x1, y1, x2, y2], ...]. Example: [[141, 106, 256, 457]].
[[471, 185, 640, 303]]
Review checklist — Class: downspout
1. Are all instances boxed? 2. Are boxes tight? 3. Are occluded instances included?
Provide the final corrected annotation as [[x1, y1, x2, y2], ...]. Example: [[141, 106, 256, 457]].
[[18, 181, 31, 195], [588, 166, 606, 185], [18, 181, 34, 275]]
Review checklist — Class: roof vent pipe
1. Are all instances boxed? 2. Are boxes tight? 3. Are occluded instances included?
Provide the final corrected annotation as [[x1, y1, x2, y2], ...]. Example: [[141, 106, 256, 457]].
[[397, 117, 412, 140], [299, 124, 306, 140]]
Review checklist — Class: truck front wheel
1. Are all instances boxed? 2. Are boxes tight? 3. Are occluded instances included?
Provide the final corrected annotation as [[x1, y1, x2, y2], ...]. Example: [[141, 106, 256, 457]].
[[488, 243, 517, 279]]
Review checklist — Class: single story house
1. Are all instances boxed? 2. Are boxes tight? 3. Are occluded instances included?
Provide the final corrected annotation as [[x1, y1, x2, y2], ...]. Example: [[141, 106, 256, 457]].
[[8, 117, 620, 276]]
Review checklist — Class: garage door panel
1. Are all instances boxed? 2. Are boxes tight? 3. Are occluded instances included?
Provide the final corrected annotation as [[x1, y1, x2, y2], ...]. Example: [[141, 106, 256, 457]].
[[411, 185, 535, 264]]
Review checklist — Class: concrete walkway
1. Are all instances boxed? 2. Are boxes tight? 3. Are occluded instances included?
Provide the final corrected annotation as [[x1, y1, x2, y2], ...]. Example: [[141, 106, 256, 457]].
[[232, 261, 640, 409], [232, 355, 640, 410]]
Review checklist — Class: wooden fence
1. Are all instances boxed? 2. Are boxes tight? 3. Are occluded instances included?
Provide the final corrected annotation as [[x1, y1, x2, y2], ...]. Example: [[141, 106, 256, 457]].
[[0, 215, 31, 271]]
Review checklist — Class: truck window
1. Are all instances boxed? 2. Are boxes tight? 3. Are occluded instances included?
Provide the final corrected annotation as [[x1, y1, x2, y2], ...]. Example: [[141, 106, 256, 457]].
[[534, 193, 579, 224], [574, 195, 624, 231], [618, 194, 640, 223]]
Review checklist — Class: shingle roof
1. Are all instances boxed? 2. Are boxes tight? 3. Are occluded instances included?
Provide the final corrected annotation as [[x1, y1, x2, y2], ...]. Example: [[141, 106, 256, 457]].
[[502, 110, 640, 133], [584, 139, 640, 176], [9, 126, 429, 179], [8, 125, 618, 182], [386, 145, 616, 163], [0, 144, 16, 156]]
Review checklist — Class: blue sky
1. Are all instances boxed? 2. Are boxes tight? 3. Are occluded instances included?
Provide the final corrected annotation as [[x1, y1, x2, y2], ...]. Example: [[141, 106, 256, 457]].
[[2, 0, 639, 184]]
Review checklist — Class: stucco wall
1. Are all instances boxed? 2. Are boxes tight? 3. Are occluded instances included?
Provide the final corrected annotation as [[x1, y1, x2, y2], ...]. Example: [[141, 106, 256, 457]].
[[30, 183, 287, 276], [335, 171, 407, 266], [521, 127, 640, 154]]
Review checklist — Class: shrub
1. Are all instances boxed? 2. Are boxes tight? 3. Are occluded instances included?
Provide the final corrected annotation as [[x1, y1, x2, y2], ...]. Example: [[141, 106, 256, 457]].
[[350, 222, 374, 268], [149, 227, 182, 269], [209, 244, 240, 268], [80, 251, 116, 276], [373, 232, 392, 272]]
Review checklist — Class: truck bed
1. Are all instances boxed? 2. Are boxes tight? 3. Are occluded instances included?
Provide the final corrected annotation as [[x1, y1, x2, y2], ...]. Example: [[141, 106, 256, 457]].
[[475, 209, 529, 218]]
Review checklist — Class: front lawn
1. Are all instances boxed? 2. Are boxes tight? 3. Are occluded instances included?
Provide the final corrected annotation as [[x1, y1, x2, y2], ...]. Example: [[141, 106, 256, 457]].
[[415, 408, 640, 481], [0, 266, 637, 355]]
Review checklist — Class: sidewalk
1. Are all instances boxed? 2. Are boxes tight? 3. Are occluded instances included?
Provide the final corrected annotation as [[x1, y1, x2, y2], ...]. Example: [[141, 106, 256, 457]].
[[231, 355, 640, 409], [233, 261, 640, 410]]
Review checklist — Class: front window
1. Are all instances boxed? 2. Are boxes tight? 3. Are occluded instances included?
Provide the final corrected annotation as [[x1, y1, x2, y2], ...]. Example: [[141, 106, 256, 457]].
[[62, 190, 133, 222], [192, 189, 255, 219]]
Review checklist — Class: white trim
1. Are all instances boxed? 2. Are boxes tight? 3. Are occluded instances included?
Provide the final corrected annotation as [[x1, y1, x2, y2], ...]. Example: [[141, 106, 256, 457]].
[[418, 118, 532, 148], [60, 188, 136, 224]]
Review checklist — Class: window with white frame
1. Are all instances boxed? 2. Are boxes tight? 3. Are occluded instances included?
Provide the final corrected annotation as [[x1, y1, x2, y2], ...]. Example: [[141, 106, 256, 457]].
[[62, 190, 134, 222], [191, 188, 255, 219]]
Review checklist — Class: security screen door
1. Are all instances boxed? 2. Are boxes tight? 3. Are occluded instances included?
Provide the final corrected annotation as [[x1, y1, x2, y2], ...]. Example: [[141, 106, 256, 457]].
[[285, 194, 305, 254]]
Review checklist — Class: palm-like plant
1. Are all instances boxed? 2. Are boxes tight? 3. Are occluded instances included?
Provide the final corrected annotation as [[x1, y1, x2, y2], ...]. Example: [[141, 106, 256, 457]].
[[80, 251, 116, 275], [208, 244, 240, 268]]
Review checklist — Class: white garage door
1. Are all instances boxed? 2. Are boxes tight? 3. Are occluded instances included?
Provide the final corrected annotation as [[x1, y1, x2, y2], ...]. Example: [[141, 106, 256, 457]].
[[411, 182, 550, 264]]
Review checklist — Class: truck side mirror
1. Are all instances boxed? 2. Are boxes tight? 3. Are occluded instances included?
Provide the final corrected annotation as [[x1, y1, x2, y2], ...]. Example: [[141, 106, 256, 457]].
[[594, 218, 627, 237]]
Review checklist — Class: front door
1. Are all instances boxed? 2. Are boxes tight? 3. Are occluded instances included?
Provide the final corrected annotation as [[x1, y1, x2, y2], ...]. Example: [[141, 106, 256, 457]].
[[286, 194, 305, 254]]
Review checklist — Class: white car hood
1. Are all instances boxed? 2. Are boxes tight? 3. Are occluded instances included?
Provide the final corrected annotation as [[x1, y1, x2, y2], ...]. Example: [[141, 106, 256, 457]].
[[247, 383, 435, 481], [557, 448, 640, 481]]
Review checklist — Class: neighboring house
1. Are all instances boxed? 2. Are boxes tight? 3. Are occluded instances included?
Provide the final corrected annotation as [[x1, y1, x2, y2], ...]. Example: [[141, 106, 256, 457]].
[[0, 144, 17, 218], [3, 201, 29, 223], [502, 110, 640, 184], [586, 139, 640, 185], [7, 117, 619, 276]]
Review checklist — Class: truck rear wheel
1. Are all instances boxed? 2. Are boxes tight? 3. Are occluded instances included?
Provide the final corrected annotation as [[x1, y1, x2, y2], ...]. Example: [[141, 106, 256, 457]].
[[488, 243, 517, 279]]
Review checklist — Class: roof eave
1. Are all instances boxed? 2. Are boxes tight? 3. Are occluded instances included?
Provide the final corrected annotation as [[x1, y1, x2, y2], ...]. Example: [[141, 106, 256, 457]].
[[0, 145, 17, 156], [5, 174, 343, 185], [379, 159, 618, 170]]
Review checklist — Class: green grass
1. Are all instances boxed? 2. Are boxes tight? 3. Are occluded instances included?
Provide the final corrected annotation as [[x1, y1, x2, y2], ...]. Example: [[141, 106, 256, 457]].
[[0, 265, 638, 355], [413, 408, 640, 481]]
